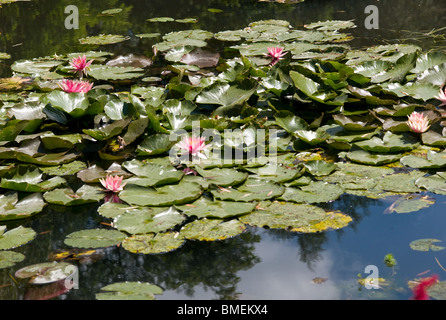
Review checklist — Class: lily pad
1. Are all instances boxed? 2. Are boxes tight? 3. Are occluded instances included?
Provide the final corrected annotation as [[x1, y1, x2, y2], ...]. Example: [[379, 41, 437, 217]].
[[176, 196, 256, 219], [122, 232, 185, 254], [180, 218, 246, 241], [211, 178, 285, 202], [195, 79, 257, 108], [278, 181, 344, 204], [401, 150, 446, 169], [240, 201, 351, 233], [0, 165, 66, 192], [43, 185, 104, 206], [96, 281, 163, 300], [0, 225, 36, 250], [114, 207, 186, 234], [384, 194, 435, 214], [409, 238, 445, 252], [194, 166, 248, 186], [79, 34, 129, 45], [354, 132, 419, 153], [88, 65, 145, 81], [64, 228, 127, 248], [122, 159, 184, 187], [15, 261, 77, 284], [0, 192, 47, 221], [118, 181, 202, 206], [0, 250, 25, 269], [346, 149, 402, 165]]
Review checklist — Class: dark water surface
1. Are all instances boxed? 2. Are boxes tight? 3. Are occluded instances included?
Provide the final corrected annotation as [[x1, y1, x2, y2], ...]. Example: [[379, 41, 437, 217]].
[[0, 0, 446, 300]]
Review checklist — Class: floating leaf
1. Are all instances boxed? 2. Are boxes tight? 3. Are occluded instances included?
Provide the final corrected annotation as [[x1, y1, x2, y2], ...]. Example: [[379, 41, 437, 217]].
[[0, 192, 47, 221], [114, 207, 186, 234], [195, 79, 257, 107], [0, 226, 36, 250], [64, 229, 127, 248], [15, 261, 77, 284], [354, 132, 419, 153], [211, 178, 284, 202], [0, 165, 66, 192], [0, 251, 25, 269], [96, 281, 163, 300], [88, 65, 145, 81], [194, 166, 248, 186], [346, 149, 402, 165], [180, 218, 246, 241], [176, 196, 256, 219], [401, 150, 446, 169], [119, 181, 202, 206], [79, 34, 129, 45], [278, 181, 344, 204], [122, 159, 184, 187], [384, 194, 435, 214], [43, 185, 104, 206], [409, 238, 445, 252], [122, 232, 185, 254]]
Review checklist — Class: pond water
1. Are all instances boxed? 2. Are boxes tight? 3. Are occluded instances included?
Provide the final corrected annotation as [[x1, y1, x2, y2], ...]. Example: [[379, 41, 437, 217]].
[[0, 0, 446, 301]]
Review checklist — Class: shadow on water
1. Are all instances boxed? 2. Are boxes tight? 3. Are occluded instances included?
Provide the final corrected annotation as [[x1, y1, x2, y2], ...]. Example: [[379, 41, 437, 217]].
[[0, 0, 446, 300]]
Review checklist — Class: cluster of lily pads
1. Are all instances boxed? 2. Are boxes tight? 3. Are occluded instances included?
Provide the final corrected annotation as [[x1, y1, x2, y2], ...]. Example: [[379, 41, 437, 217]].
[[2, 18, 446, 298]]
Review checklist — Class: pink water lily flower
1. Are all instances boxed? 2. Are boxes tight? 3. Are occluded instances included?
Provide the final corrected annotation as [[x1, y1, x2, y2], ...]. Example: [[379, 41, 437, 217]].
[[266, 47, 287, 66], [407, 111, 431, 133], [59, 79, 93, 93], [437, 87, 446, 106], [176, 135, 209, 159], [100, 174, 126, 193], [69, 54, 93, 78]]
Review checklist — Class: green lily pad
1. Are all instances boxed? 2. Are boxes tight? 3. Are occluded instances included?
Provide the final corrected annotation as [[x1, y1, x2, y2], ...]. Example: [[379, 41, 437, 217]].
[[278, 181, 344, 204], [415, 173, 446, 195], [88, 65, 144, 81], [385, 194, 435, 214], [409, 238, 445, 252], [0, 225, 36, 250], [303, 160, 336, 176], [354, 132, 419, 153], [376, 170, 425, 193], [194, 166, 248, 186], [98, 202, 165, 219], [0, 165, 66, 192], [210, 178, 285, 202], [79, 34, 129, 45], [122, 231, 185, 254], [44, 91, 90, 118], [43, 185, 104, 206], [147, 17, 175, 22], [346, 149, 402, 165], [15, 261, 77, 284], [243, 163, 304, 183], [176, 196, 256, 219], [136, 133, 176, 156], [0, 250, 25, 269], [241, 202, 352, 233], [195, 79, 257, 108], [64, 228, 127, 248], [114, 207, 186, 234], [122, 159, 184, 187], [0, 192, 47, 221], [40, 161, 87, 177], [119, 181, 202, 206], [83, 118, 131, 141], [401, 150, 446, 169], [96, 281, 163, 300], [180, 218, 246, 241], [304, 20, 356, 31]]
